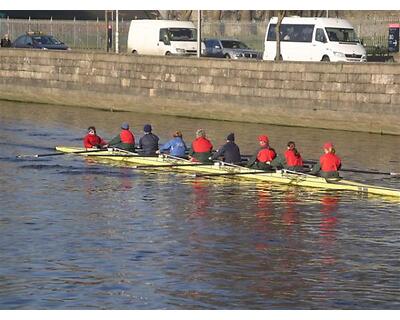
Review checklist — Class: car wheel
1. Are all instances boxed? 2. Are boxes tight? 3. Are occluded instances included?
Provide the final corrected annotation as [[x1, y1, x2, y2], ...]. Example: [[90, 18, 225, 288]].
[[165, 51, 172, 56], [132, 50, 138, 55], [321, 55, 330, 62], [224, 53, 231, 59]]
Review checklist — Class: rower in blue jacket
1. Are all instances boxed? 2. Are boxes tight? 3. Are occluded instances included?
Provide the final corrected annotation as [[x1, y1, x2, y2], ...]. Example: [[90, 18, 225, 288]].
[[158, 130, 188, 158]]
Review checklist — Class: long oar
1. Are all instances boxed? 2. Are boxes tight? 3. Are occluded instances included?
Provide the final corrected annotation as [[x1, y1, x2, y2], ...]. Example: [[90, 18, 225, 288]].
[[16, 148, 108, 159], [132, 163, 215, 169], [303, 160, 400, 176], [194, 170, 272, 178], [340, 168, 400, 176]]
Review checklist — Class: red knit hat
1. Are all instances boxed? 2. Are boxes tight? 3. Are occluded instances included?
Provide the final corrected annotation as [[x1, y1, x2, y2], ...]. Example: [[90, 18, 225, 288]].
[[258, 135, 269, 143], [323, 142, 334, 149]]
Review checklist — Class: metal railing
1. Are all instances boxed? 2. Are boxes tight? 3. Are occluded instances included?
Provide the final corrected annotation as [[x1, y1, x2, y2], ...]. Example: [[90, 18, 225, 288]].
[[0, 17, 398, 52]]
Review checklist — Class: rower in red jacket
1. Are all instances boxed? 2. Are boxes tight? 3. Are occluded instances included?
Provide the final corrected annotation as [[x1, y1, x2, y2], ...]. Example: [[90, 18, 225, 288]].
[[83, 126, 108, 149], [189, 129, 213, 163], [108, 122, 136, 152], [247, 135, 277, 171], [311, 142, 342, 178], [284, 141, 304, 171]]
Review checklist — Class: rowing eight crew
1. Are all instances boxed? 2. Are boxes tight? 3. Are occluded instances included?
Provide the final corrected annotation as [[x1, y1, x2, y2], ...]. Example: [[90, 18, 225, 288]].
[[83, 124, 342, 178]]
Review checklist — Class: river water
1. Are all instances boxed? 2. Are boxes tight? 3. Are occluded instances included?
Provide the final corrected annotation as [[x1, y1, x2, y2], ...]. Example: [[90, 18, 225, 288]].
[[0, 101, 399, 309]]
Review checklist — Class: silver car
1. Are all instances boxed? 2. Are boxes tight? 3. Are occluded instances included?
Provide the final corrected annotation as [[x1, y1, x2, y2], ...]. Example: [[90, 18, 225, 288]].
[[203, 38, 261, 59]]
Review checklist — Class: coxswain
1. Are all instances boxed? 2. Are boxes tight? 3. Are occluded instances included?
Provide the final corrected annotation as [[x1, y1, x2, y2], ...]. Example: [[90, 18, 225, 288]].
[[83, 126, 107, 149], [311, 142, 342, 178], [158, 130, 188, 158], [211, 133, 241, 164], [189, 129, 213, 163], [139, 124, 159, 156], [247, 135, 277, 171], [284, 141, 304, 171], [108, 122, 135, 152]]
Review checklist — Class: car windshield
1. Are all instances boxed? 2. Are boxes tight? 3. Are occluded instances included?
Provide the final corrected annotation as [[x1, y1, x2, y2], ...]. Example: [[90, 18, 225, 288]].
[[167, 28, 197, 41], [325, 28, 359, 43], [220, 40, 249, 49], [32, 35, 62, 45]]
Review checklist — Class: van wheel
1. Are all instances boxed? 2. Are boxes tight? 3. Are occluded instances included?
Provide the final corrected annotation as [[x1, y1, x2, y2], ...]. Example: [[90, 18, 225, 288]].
[[132, 50, 138, 55], [321, 55, 330, 62], [224, 53, 231, 59], [165, 51, 172, 56]]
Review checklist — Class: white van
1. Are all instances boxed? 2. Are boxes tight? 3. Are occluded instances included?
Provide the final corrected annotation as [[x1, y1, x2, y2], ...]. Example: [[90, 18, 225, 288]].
[[263, 17, 367, 62], [127, 19, 198, 56]]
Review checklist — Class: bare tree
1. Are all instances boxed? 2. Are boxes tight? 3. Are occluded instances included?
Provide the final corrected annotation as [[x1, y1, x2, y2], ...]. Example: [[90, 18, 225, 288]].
[[158, 10, 170, 20], [240, 10, 252, 21], [180, 10, 193, 21], [275, 10, 286, 61]]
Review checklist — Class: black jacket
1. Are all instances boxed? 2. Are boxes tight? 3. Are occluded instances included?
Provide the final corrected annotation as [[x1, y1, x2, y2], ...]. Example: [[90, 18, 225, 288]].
[[211, 141, 241, 164], [139, 133, 159, 156]]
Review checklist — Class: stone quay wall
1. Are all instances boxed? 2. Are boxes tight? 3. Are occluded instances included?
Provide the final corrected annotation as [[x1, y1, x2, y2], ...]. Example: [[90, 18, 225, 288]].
[[1, 49, 400, 135]]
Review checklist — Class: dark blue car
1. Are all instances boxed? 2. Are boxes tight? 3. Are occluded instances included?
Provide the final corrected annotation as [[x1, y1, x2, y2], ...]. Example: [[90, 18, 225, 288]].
[[12, 32, 70, 50]]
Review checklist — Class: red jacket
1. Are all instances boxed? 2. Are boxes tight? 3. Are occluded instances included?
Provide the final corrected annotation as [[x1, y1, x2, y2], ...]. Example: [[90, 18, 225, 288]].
[[83, 134, 107, 148], [257, 147, 276, 163], [120, 129, 135, 145], [191, 137, 213, 153], [285, 149, 304, 167], [320, 153, 341, 172]]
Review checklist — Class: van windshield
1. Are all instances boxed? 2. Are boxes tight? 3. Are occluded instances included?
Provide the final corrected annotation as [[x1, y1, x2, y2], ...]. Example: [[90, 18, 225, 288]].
[[325, 27, 359, 43], [166, 28, 197, 41]]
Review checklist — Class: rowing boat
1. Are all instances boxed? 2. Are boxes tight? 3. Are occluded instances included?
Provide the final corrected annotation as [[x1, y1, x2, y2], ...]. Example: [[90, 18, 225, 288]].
[[55, 146, 400, 198]]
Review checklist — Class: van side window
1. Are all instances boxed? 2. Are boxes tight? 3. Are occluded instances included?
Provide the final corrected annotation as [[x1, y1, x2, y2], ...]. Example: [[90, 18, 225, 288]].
[[315, 28, 327, 43], [267, 24, 314, 42]]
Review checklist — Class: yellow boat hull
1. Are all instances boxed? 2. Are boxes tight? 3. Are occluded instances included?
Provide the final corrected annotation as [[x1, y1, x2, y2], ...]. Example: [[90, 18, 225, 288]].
[[55, 146, 400, 198]]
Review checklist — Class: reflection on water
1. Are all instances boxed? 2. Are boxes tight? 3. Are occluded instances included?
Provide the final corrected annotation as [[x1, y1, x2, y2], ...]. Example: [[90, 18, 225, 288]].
[[1, 101, 400, 309]]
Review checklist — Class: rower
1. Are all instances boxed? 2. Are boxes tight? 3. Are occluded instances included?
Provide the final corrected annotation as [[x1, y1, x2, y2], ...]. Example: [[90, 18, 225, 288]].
[[139, 124, 159, 156], [311, 142, 342, 178], [246, 135, 277, 171], [211, 133, 241, 164], [157, 130, 188, 158], [189, 129, 213, 163], [83, 126, 108, 149], [284, 141, 304, 171], [108, 122, 135, 152]]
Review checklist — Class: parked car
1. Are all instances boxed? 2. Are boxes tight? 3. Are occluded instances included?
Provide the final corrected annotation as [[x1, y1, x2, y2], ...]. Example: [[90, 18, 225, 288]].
[[202, 38, 261, 59], [12, 32, 70, 50]]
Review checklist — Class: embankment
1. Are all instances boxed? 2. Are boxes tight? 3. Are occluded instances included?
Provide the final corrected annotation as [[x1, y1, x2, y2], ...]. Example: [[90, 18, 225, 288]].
[[1, 49, 400, 134]]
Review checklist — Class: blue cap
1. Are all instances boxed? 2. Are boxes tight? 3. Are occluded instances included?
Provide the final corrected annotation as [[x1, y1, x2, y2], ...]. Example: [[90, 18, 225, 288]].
[[121, 122, 129, 130], [143, 124, 152, 133]]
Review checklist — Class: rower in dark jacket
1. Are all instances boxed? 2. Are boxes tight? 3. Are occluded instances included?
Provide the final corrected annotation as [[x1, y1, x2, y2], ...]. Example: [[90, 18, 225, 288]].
[[211, 133, 241, 164], [139, 124, 159, 156]]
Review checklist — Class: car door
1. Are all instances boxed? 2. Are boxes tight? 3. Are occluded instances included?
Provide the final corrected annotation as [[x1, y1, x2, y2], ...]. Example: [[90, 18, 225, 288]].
[[205, 39, 223, 57], [312, 28, 329, 61]]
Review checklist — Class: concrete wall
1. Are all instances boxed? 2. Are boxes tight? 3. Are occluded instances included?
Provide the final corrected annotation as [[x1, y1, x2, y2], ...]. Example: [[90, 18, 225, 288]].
[[1, 49, 400, 134]]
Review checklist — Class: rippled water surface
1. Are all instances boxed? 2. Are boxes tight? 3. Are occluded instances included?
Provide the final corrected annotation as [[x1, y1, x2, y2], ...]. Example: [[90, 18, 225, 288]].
[[1, 101, 400, 309]]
